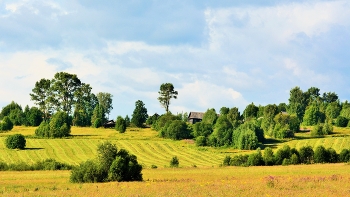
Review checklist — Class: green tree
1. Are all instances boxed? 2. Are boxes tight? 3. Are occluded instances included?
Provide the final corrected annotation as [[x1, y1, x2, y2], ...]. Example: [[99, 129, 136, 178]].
[[0, 116, 14, 131], [30, 78, 53, 120], [274, 145, 291, 165], [322, 92, 338, 103], [243, 103, 258, 120], [299, 146, 314, 164], [96, 92, 113, 121], [24, 106, 43, 126], [73, 84, 98, 127], [51, 72, 82, 115], [202, 108, 218, 126], [302, 104, 321, 126], [335, 116, 348, 127], [261, 104, 278, 135], [220, 107, 230, 115], [227, 107, 241, 128], [263, 147, 275, 166], [288, 87, 308, 122], [5, 134, 26, 149], [115, 116, 127, 133], [49, 111, 71, 138], [165, 120, 191, 140], [325, 102, 341, 120], [9, 108, 24, 126], [91, 105, 104, 128], [131, 100, 148, 128], [157, 83, 178, 113], [192, 122, 213, 138], [314, 146, 328, 163]]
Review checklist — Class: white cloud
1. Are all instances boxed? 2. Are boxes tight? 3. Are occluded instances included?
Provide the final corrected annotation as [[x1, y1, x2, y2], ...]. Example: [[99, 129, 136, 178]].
[[106, 41, 171, 55], [173, 80, 249, 113]]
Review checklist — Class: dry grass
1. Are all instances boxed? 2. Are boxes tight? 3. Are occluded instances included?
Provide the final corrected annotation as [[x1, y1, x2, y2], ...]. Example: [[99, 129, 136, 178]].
[[0, 163, 349, 196]]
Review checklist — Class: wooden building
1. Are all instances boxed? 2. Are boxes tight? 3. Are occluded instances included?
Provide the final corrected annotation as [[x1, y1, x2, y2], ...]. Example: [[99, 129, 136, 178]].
[[188, 112, 204, 124]]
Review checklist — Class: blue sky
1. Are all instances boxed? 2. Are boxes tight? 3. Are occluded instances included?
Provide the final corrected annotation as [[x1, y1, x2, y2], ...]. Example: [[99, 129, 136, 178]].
[[1, 0, 350, 118]]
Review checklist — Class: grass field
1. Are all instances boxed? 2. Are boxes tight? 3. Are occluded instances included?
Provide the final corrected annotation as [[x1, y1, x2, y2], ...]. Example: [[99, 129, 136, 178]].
[[1, 126, 350, 168], [0, 126, 350, 196], [0, 164, 349, 196]]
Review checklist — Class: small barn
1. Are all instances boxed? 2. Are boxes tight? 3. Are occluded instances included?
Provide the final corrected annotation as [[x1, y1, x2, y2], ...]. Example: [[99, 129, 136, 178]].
[[103, 120, 116, 128], [188, 112, 204, 124]]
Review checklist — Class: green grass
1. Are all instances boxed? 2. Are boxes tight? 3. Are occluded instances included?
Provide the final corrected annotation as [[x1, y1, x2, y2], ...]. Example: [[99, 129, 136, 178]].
[[1, 126, 350, 168]]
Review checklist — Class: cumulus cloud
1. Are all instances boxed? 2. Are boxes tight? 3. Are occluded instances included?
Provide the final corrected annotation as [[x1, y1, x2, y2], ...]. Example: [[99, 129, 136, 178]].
[[0, 0, 350, 118]]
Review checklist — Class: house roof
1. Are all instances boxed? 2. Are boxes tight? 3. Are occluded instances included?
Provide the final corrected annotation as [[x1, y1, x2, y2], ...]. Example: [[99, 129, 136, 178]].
[[188, 112, 204, 119]]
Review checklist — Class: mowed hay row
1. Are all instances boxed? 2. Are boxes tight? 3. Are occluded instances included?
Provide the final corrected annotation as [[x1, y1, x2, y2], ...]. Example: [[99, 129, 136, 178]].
[[0, 137, 227, 167], [284, 137, 350, 152]]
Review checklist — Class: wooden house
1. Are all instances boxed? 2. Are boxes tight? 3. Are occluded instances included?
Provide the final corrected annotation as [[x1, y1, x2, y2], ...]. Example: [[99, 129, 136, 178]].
[[188, 112, 204, 124]]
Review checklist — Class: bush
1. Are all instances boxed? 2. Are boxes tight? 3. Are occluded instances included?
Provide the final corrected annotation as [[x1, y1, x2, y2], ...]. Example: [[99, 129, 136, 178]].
[[335, 116, 348, 127], [93, 118, 103, 128], [70, 160, 103, 183], [164, 120, 191, 140], [263, 147, 275, 166], [339, 149, 350, 162], [247, 148, 263, 166], [195, 136, 207, 146], [5, 134, 26, 149], [314, 146, 328, 163], [327, 148, 339, 163], [229, 155, 249, 166], [223, 156, 231, 166], [233, 127, 258, 150], [274, 145, 291, 165], [115, 116, 127, 133], [311, 124, 324, 137], [290, 153, 299, 165], [70, 141, 142, 183], [0, 116, 14, 131], [108, 153, 143, 182], [170, 156, 179, 167], [299, 146, 314, 164], [35, 112, 71, 138]]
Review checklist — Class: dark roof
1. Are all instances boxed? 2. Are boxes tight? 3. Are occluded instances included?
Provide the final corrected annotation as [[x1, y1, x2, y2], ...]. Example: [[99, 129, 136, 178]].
[[188, 112, 204, 119]]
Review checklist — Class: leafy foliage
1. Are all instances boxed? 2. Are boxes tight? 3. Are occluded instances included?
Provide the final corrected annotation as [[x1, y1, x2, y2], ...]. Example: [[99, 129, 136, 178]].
[[115, 116, 127, 133], [0, 116, 14, 132], [157, 83, 178, 113], [70, 141, 142, 183], [5, 134, 26, 149], [161, 120, 191, 140], [35, 111, 71, 138], [170, 156, 179, 167], [131, 100, 148, 128]]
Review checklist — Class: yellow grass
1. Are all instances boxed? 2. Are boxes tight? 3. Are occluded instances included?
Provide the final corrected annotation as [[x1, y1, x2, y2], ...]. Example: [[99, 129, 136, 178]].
[[0, 164, 349, 196]]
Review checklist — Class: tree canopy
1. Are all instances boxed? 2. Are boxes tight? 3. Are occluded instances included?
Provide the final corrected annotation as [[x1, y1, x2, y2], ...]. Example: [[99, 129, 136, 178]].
[[157, 83, 178, 113]]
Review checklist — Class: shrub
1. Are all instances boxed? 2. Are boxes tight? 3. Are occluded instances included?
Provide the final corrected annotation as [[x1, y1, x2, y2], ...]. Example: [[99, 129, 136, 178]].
[[70, 160, 103, 183], [5, 134, 26, 149], [151, 164, 158, 169], [274, 145, 291, 165], [247, 148, 263, 166], [165, 120, 191, 140], [229, 155, 249, 166], [0, 116, 14, 131], [108, 153, 143, 182], [195, 136, 207, 146], [35, 112, 71, 138], [170, 156, 179, 167], [263, 147, 275, 166], [339, 149, 350, 162], [34, 159, 72, 170], [93, 118, 103, 128], [299, 146, 314, 164], [311, 124, 324, 137], [290, 153, 299, 165], [70, 141, 142, 183], [327, 148, 339, 163], [223, 156, 231, 166], [335, 116, 348, 127], [314, 146, 328, 163], [233, 127, 258, 150], [115, 116, 127, 133]]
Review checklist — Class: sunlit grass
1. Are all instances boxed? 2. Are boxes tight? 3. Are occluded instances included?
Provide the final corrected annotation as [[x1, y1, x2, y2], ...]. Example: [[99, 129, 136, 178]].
[[0, 164, 349, 196]]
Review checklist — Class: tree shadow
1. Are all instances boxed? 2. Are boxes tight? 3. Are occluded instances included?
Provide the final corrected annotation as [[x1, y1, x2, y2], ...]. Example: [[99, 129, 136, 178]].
[[25, 147, 44, 150], [259, 138, 284, 150]]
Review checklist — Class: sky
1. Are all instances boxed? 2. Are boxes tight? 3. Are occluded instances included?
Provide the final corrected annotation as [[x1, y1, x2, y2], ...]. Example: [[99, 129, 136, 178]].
[[1, 0, 350, 119]]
